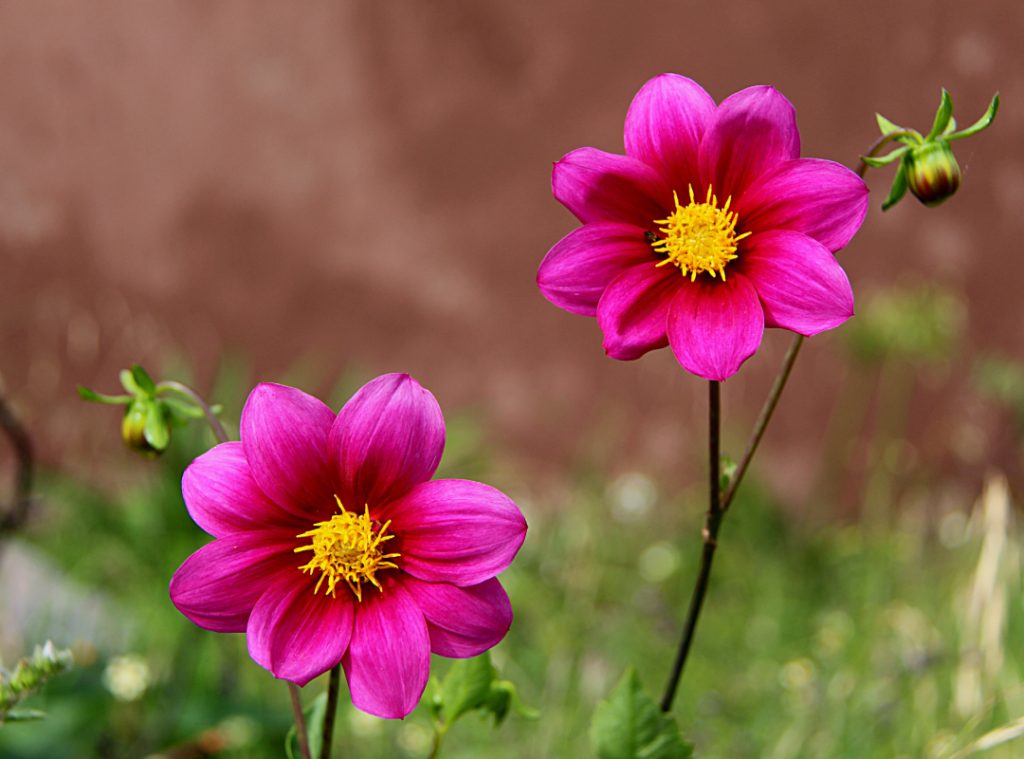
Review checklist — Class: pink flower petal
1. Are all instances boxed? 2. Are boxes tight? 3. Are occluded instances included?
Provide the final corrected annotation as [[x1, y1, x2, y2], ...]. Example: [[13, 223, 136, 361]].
[[739, 158, 869, 252], [596, 262, 677, 360], [537, 222, 654, 316], [552, 147, 671, 225], [169, 531, 297, 633], [383, 479, 526, 587], [330, 374, 445, 509], [667, 275, 764, 381], [404, 577, 513, 658], [241, 383, 336, 519], [740, 230, 854, 335], [182, 442, 299, 537], [343, 581, 430, 719], [247, 573, 355, 687], [699, 85, 800, 200], [624, 73, 716, 190]]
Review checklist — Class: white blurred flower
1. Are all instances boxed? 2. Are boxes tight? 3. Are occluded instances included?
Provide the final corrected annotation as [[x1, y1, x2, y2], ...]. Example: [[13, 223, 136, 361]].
[[102, 654, 151, 702]]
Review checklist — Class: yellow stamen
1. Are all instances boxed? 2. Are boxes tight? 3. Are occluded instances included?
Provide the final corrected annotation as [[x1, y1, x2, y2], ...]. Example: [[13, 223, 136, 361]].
[[651, 185, 751, 281], [294, 497, 399, 601]]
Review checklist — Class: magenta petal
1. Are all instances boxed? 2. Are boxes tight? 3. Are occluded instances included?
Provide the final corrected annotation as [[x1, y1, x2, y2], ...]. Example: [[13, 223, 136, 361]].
[[552, 147, 670, 225], [331, 374, 444, 509], [740, 230, 854, 335], [405, 577, 512, 658], [667, 275, 764, 381], [740, 158, 869, 252], [383, 479, 526, 587], [537, 222, 654, 316], [169, 531, 297, 633], [241, 383, 336, 519], [596, 262, 677, 360], [182, 442, 297, 537], [699, 85, 800, 198], [343, 582, 430, 719], [624, 73, 716, 190], [247, 574, 354, 686]]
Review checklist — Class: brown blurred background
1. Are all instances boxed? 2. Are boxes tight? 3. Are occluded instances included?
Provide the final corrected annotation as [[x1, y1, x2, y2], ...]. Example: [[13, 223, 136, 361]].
[[1, 0, 1020, 512]]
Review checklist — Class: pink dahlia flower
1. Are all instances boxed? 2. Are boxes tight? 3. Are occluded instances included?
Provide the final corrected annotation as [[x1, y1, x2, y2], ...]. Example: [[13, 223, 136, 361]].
[[538, 74, 869, 380], [169, 374, 527, 719]]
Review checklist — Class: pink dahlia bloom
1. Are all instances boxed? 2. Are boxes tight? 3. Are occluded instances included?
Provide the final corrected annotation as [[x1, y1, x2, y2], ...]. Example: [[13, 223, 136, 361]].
[[538, 73, 869, 380], [169, 374, 527, 719]]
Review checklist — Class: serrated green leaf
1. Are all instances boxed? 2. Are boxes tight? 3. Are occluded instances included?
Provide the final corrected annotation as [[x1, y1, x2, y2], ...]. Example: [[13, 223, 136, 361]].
[[876, 112, 903, 136], [881, 156, 910, 211], [926, 88, 953, 140], [3, 708, 47, 722], [590, 669, 693, 759], [947, 92, 1000, 141], [130, 365, 157, 395], [77, 386, 132, 405], [440, 653, 497, 727], [142, 402, 170, 451], [861, 147, 909, 167]]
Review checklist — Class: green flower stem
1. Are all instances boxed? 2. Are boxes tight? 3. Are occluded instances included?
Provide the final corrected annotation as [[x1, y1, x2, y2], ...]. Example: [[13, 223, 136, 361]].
[[659, 150, 878, 713], [289, 683, 313, 759], [429, 722, 450, 759], [320, 665, 341, 759], [660, 381, 720, 712], [156, 380, 229, 444]]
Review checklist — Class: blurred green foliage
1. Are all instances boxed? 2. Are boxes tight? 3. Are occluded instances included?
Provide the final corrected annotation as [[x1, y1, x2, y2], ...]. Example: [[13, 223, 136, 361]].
[[1, 361, 1022, 757]]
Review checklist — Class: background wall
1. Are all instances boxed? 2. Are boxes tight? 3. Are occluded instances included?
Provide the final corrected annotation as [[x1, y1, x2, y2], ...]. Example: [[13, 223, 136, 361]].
[[2, 0, 1020, 509]]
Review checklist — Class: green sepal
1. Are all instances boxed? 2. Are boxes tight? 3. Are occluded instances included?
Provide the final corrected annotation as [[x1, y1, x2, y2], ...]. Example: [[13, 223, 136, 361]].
[[925, 88, 954, 140], [119, 369, 142, 396], [881, 155, 911, 211], [483, 679, 539, 727], [942, 116, 957, 136], [142, 401, 171, 451], [160, 396, 208, 424], [129, 365, 157, 396], [876, 112, 903, 136], [862, 147, 909, 167], [590, 669, 693, 759], [284, 691, 327, 759], [947, 92, 1000, 141], [77, 386, 132, 406]]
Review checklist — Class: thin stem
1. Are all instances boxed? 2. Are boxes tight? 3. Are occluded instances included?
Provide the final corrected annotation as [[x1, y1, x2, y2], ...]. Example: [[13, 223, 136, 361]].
[[721, 334, 804, 512], [319, 665, 341, 759], [0, 390, 33, 537], [660, 381, 721, 712], [289, 683, 312, 759], [429, 723, 449, 759], [156, 380, 229, 444], [720, 145, 874, 514]]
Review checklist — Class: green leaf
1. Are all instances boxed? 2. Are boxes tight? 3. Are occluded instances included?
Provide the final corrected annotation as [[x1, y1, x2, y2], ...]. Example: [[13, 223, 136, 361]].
[[77, 386, 132, 405], [881, 155, 910, 211], [947, 92, 1000, 141], [2, 708, 47, 723], [485, 680, 538, 727], [119, 369, 142, 396], [876, 112, 903, 136], [590, 669, 693, 759], [142, 402, 170, 451], [439, 653, 497, 727], [861, 147, 908, 167], [130, 365, 157, 396], [942, 116, 958, 136], [926, 88, 953, 140]]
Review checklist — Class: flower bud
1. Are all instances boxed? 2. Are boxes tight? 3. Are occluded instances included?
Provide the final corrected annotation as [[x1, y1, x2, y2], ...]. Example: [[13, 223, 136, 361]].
[[906, 141, 961, 206], [121, 400, 167, 455]]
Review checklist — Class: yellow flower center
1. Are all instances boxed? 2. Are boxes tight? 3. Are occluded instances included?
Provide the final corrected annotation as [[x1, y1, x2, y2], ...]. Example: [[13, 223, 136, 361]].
[[294, 497, 399, 601], [651, 185, 751, 281]]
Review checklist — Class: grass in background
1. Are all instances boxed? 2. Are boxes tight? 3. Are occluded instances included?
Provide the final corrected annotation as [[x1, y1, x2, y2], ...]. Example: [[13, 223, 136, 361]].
[[1, 408, 1021, 758]]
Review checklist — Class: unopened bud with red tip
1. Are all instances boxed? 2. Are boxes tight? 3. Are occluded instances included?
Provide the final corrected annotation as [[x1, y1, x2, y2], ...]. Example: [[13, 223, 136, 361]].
[[906, 140, 961, 206]]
